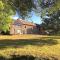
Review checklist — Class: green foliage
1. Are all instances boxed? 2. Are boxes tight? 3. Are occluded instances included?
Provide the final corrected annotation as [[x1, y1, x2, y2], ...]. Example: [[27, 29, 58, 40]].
[[0, 0, 14, 33], [8, 0, 35, 19], [42, 10, 60, 35], [0, 1, 4, 10], [48, 0, 60, 14], [40, 0, 60, 17]]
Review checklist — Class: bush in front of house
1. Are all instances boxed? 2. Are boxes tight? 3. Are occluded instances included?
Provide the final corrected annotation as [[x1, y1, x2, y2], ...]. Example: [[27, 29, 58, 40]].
[[1, 31, 10, 35]]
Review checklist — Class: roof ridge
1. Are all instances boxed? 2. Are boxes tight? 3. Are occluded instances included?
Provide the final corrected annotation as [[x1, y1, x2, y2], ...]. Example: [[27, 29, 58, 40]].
[[17, 19, 35, 25]]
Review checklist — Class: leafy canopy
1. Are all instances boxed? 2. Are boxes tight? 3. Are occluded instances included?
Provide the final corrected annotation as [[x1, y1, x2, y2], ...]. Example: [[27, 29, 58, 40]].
[[41, 10, 60, 35], [0, 0, 14, 33]]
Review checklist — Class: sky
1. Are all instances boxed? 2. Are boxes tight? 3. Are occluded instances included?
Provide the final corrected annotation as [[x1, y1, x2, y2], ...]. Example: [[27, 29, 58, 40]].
[[13, 11, 42, 24]]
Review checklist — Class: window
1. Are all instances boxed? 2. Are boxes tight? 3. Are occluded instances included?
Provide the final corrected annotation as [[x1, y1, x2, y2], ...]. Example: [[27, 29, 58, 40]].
[[25, 26, 26, 28], [14, 22, 22, 26]]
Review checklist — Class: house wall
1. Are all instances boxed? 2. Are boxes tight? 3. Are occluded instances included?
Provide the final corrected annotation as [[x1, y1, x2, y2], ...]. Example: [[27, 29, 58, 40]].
[[10, 25, 15, 34], [10, 24, 40, 35], [21, 24, 34, 34]]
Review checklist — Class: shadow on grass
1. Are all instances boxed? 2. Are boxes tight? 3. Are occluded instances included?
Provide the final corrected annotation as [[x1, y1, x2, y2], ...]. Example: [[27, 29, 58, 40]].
[[0, 55, 35, 60], [0, 55, 58, 60], [0, 39, 58, 48]]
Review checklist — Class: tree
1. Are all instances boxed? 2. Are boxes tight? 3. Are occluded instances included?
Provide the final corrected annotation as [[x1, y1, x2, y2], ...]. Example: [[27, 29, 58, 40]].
[[0, 0, 14, 33], [41, 9, 60, 35], [7, 0, 35, 19], [39, 0, 60, 17]]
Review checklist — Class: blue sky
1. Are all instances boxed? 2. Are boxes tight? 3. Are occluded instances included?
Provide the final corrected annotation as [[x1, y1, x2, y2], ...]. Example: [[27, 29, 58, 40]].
[[13, 11, 42, 24]]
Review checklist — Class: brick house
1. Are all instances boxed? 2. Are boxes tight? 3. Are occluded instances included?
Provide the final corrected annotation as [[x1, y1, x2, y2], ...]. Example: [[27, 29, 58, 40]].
[[10, 19, 40, 34]]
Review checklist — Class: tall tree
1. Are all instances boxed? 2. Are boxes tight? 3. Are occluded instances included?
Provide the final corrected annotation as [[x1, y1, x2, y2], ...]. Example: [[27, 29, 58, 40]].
[[0, 0, 14, 33], [41, 10, 60, 35]]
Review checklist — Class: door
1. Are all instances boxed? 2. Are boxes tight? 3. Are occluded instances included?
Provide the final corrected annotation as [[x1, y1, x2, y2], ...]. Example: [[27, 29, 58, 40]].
[[17, 29, 22, 34]]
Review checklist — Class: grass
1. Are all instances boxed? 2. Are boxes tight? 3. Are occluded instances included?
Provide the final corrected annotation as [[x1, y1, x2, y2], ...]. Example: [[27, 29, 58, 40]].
[[0, 35, 60, 60], [0, 34, 60, 39]]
